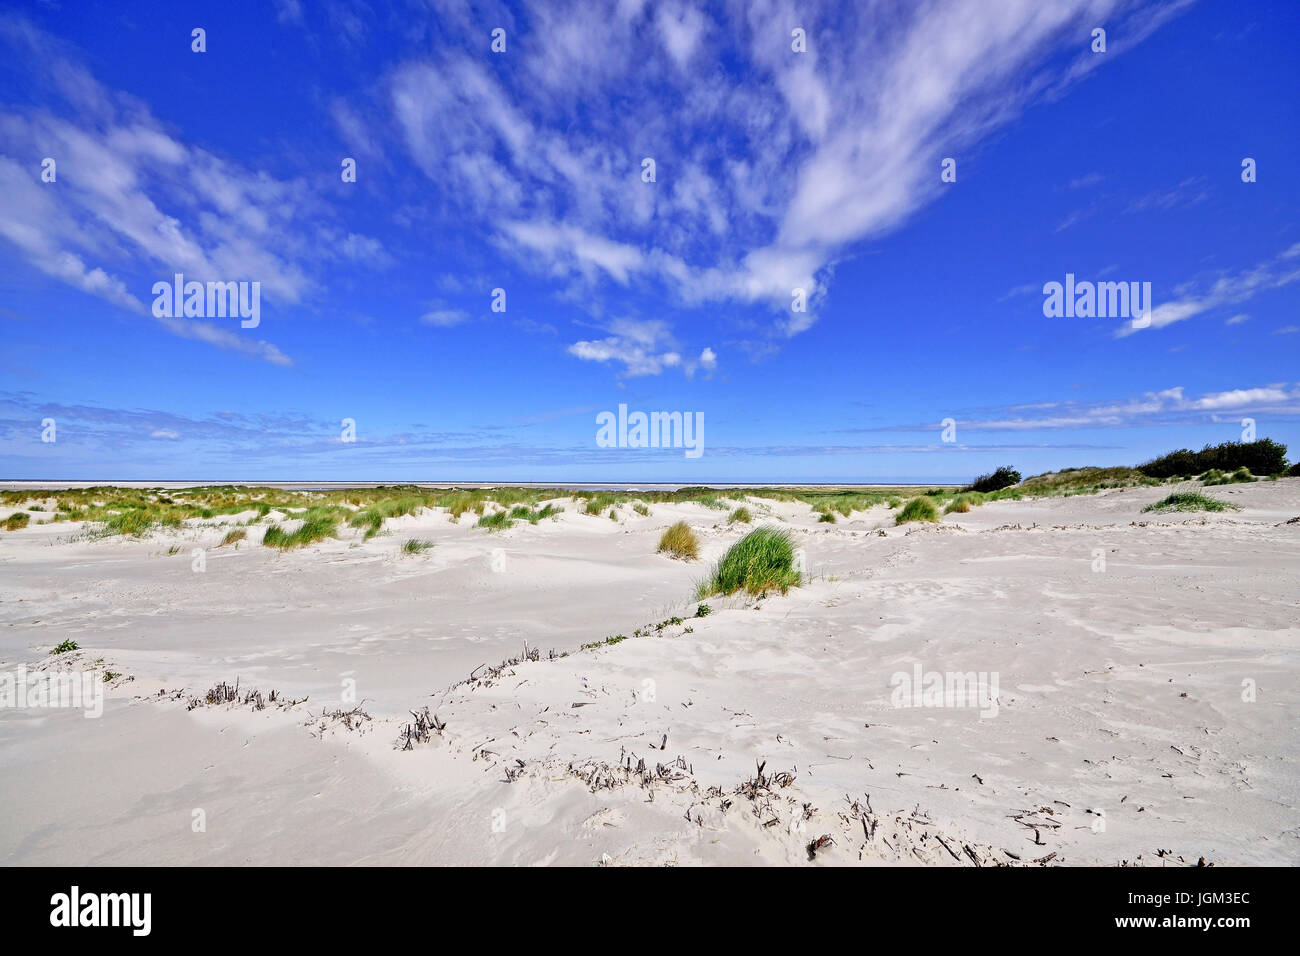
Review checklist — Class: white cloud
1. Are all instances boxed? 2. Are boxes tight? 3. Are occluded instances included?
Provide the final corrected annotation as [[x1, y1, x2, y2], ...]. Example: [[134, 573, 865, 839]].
[[387, 0, 1171, 343], [567, 317, 690, 377], [420, 309, 470, 328], [656, 4, 707, 68], [1116, 245, 1300, 337], [956, 384, 1298, 431]]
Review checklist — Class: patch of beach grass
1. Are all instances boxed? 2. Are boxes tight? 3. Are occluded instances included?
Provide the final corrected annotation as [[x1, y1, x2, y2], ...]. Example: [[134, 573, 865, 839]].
[[4, 512, 29, 531], [219, 528, 246, 547], [696, 525, 802, 598], [728, 506, 752, 524], [262, 507, 340, 549], [896, 497, 940, 525], [402, 538, 434, 554], [944, 493, 983, 514], [657, 520, 699, 560], [580, 634, 627, 651], [1142, 492, 1239, 514], [477, 510, 513, 532]]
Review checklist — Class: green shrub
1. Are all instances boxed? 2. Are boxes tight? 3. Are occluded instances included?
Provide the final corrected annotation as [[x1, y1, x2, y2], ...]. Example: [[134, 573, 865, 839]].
[[658, 521, 699, 560], [896, 497, 940, 524], [53, 639, 78, 654], [817, 511, 836, 523], [697, 526, 801, 598], [1139, 439, 1287, 479], [965, 467, 1021, 493]]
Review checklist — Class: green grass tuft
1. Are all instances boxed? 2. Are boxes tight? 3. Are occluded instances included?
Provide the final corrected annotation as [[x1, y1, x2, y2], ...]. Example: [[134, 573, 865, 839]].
[[1142, 492, 1239, 514], [402, 538, 434, 554], [696, 526, 802, 598], [4, 512, 30, 531], [262, 508, 340, 549], [896, 497, 940, 525], [944, 493, 983, 514], [728, 506, 752, 524], [477, 510, 513, 532]]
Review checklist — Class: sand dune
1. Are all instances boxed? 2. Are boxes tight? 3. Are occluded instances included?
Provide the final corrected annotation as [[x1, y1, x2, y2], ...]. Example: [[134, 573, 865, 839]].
[[2, 481, 1297, 865]]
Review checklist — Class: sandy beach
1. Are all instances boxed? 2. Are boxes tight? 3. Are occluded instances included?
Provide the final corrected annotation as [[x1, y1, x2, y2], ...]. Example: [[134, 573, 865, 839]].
[[2, 480, 1296, 866]]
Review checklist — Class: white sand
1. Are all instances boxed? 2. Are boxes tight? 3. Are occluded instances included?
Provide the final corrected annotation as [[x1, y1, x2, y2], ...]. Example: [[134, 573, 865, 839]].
[[1, 482, 1297, 865]]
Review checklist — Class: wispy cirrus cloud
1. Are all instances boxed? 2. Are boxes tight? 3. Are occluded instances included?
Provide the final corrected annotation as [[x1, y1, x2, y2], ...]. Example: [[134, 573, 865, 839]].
[[948, 384, 1300, 431], [0, 16, 388, 366], [1116, 243, 1300, 337], [387, 0, 1185, 348]]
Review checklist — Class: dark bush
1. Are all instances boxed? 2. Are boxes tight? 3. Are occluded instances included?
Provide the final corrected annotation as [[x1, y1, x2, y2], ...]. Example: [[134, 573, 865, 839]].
[[1138, 439, 1287, 479], [965, 466, 1021, 493]]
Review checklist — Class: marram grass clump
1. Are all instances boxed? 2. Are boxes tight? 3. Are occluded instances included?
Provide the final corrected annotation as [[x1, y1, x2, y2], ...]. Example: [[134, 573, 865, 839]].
[[944, 493, 983, 514], [1141, 492, 1239, 514], [696, 526, 802, 598], [895, 497, 940, 525], [657, 521, 699, 560], [262, 508, 340, 549]]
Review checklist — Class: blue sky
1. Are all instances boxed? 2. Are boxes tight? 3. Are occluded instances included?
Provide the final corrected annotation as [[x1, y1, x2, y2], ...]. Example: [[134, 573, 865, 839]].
[[1, 0, 1297, 482]]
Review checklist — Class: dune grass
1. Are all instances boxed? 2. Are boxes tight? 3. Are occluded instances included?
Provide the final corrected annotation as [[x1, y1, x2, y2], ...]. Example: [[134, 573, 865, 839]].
[[402, 538, 434, 554], [1142, 492, 1239, 514], [512, 502, 562, 524], [895, 497, 940, 525], [696, 526, 801, 598], [817, 511, 836, 523], [262, 508, 341, 549], [4, 512, 30, 531], [729, 506, 752, 524], [1202, 466, 1255, 486], [632, 502, 650, 516], [219, 528, 246, 547], [944, 492, 983, 514], [657, 521, 699, 560], [477, 510, 513, 531]]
